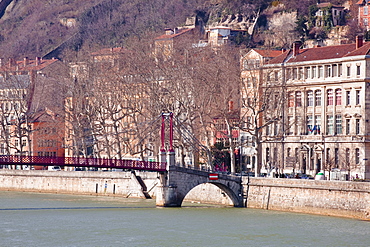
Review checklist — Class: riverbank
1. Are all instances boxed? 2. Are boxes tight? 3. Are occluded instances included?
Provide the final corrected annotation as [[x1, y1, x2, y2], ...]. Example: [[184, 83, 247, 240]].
[[0, 170, 369, 220]]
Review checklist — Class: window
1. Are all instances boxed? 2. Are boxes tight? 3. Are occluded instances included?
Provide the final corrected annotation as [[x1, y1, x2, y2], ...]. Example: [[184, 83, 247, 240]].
[[312, 66, 316, 78], [355, 148, 360, 164], [274, 71, 278, 81], [365, 18, 369, 27], [286, 68, 292, 80], [357, 65, 361, 76], [319, 66, 323, 78], [266, 72, 271, 81], [347, 66, 351, 77], [299, 67, 303, 80], [356, 90, 360, 105], [327, 115, 334, 135], [338, 64, 342, 76], [288, 116, 294, 135], [335, 115, 342, 134], [333, 64, 337, 77], [346, 148, 350, 167], [315, 115, 321, 135], [266, 148, 270, 163], [365, 6, 369, 15], [273, 122, 278, 136], [15, 139, 19, 147], [296, 91, 302, 107], [356, 119, 360, 135], [307, 90, 314, 106], [307, 115, 313, 134], [327, 89, 334, 106], [325, 65, 331, 77], [346, 119, 350, 135], [315, 90, 322, 106], [335, 148, 339, 167], [305, 67, 310, 79], [274, 148, 278, 163], [335, 89, 341, 105], [293, 68, 298, 80], [22, 139, 26, 147], [346, 91, 351, 105], [288, 93, 294, 107]]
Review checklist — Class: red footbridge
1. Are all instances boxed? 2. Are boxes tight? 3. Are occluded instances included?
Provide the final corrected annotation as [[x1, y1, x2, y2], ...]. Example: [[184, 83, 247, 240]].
[[0, 155, 167, 172]]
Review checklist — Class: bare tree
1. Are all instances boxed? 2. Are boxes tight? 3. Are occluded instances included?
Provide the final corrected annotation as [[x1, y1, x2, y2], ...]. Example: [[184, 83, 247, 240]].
[[240, 55, 285, 176]]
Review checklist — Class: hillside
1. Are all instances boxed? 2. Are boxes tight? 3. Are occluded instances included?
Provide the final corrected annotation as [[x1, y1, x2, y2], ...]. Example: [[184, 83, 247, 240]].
[[0, 0, 347, 61]]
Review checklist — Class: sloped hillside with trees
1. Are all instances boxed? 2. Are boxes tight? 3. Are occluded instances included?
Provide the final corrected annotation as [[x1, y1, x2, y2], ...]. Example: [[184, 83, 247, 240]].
[[0, 0, 348, 61]]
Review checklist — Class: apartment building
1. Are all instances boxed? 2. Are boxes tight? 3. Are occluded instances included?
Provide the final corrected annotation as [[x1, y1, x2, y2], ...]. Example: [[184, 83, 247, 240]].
[[0, 57, 67, 165], [256, 37, 370, 179], [357, 0, 370, 30]]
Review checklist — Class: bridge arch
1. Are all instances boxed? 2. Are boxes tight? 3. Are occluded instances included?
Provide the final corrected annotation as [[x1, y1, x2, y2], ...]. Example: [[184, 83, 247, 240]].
[[156, 166, 243, 207], [182, 182, 242, 206]]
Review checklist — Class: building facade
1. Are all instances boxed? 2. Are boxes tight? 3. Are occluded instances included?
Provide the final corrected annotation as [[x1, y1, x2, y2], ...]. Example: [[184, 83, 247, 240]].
[[255, 37, 370, 179], [0, 57, 67, 166]]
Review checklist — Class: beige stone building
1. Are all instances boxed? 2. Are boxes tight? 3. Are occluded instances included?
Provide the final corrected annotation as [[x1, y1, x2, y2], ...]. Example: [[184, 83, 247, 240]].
[[256, 37, 370, 180]]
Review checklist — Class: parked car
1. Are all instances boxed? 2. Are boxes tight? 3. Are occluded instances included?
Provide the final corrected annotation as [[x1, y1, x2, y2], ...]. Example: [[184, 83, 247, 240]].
[[296, 173, 314, 179], [50, 166, 61, 171]]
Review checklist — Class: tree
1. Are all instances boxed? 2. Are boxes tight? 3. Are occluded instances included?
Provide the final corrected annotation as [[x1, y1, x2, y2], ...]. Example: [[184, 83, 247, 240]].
[[240, 51, 285, 176]]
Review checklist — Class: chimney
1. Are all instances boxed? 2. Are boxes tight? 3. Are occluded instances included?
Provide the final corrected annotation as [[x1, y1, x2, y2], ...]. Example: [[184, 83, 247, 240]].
[[8, 58, 16, 67], [356, 35, 363, 49], [228, 101, 234, 112], [23, 57, 29, 67], [35, 57, 41, 66], [293, 41, 301, 56]]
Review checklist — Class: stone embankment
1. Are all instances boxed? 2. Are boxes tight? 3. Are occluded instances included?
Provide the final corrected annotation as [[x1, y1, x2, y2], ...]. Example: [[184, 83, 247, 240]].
[[245, 178, 370, 220], [0, 170, 369, 220]]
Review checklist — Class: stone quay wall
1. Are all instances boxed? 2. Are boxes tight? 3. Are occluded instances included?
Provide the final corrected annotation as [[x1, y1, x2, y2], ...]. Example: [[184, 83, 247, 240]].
[[0, 170, 369, 220], [244, 177, 370, 220], [0, 170, 159, 198]]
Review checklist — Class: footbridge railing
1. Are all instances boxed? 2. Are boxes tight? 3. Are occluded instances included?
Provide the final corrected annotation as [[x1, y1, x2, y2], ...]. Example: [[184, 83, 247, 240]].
[[0, 155, 167, 172]]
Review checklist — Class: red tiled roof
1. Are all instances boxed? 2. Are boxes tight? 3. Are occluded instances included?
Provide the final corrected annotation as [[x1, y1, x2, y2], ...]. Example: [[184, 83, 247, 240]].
[[0, 58, 59, 72], [357, 0, 366, 5], [267, 42, 370, 65], [154, 28, 194, 40], [253, 49, 282, 58]]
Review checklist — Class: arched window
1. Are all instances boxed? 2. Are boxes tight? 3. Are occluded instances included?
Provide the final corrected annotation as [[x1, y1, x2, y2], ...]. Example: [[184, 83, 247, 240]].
[[315, 90, 322, 106], [307, 90, 314, 106], [296, 91, 302, 107], [288, 92, 294, 107], [355, 148, 360, 164], [335, 89, 342, 105], [327, 89, 334, 106]]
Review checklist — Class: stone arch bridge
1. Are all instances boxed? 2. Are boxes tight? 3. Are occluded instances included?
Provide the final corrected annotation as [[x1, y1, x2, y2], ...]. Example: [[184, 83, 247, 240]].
[[156, 165, 244, 207]]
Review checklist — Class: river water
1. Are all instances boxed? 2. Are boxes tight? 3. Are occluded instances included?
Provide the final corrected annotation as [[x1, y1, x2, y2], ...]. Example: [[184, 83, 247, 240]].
[[0, 191, 369, 247]]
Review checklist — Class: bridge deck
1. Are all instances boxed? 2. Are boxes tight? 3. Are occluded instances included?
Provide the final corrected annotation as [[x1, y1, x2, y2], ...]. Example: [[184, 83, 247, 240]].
[[0, 155, 166, 172]]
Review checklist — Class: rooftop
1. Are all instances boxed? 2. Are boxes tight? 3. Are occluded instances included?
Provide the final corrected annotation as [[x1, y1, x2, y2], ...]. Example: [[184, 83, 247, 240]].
[[267, 41, 370, 64]]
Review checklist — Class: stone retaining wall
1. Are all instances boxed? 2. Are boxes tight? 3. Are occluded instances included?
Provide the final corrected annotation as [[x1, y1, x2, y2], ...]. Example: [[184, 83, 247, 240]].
[[0, 170, 158, 198], [245, 177, 370, 220]]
